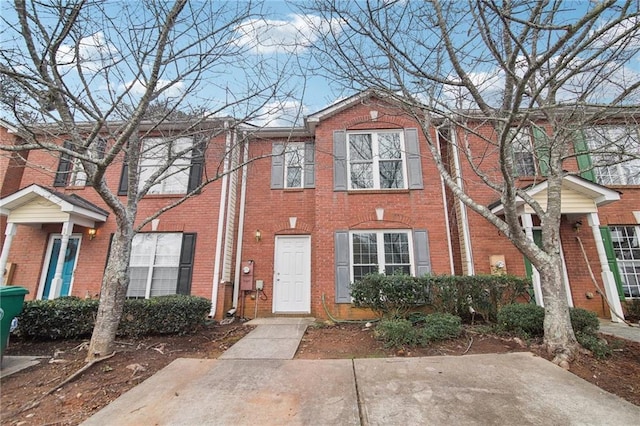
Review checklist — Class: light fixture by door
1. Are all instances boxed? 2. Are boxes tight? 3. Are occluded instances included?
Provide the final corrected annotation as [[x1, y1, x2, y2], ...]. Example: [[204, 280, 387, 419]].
[[255, 230, 262, 242], [88, 228, 97, 240]]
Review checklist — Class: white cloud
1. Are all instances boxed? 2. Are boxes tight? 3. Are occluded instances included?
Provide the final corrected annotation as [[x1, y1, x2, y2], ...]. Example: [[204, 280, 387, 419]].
[[56, 32, 119, 73], [122, 79, 185, 99], [592, 16, 640, 49], [253, 99, 308, 127], [235, 14, 342, 54]]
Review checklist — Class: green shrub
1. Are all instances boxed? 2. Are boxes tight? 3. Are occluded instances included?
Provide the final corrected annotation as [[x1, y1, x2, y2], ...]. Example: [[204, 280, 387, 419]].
[[497, 303, 545, 337], [118, 295, 211, 337], [430, 274, 530, 322], [374, 318, 422, 348], [421, 313, 462, 342], [351, 273, 430, 318], [16, 295, 211, 340], [576, 332, 612, 359], [374, 313, 463, 349], [16, 297, 99, 339], [570, 307, 600, 335], [623, 299, 640, 323]]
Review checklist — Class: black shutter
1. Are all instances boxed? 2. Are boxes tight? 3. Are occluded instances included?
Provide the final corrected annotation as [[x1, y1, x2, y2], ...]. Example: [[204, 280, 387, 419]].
[[188, 138, 205, 193], [335, 231, 351, 303], [413, 229, 431, 276], [333, 131, 347, 191], [304, 142, 315, 188], [405, 129, 424, 189], [54, 140, 73, 187], [176, 233, 197, 295], [271, 143, 285, 189]]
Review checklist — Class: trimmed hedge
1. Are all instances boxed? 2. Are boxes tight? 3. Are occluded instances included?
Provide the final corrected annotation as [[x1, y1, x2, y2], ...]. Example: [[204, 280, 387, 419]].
[[15, 295, 211, 340], [350, 272, 529, 321]]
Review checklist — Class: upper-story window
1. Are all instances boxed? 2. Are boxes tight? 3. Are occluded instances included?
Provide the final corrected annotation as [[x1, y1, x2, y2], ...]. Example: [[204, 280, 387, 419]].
[[118, 136, 204, 196], [583, 126, 640, 185], [53, 139, 106, 187], [270, 142, 315, 189], [509, 128, 538, 176], [139, 137, 192, 194], [284, 143, 305, 188], [348, 131, 405, 189]]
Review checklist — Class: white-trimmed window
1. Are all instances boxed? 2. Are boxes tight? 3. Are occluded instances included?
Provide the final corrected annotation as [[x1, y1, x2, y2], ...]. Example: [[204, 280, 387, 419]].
[[139, 137, 192, 194], [127, 233, 182, 298], [351, 231, 412, 282], [348, 131, 405, 189], [284, 143, 305, 188], [584, 126, 640, 185], [509, 128, 537, 176], [610, 225, 640, 298], [54, 138, 106, 187]]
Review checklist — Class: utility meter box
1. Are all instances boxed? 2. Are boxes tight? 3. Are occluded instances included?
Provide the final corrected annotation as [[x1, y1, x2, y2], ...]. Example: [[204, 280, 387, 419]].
[[240, 261, 254, 291]]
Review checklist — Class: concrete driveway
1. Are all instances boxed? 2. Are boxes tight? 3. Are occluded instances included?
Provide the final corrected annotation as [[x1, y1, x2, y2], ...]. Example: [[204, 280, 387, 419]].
[[82, 352, 640, 426]]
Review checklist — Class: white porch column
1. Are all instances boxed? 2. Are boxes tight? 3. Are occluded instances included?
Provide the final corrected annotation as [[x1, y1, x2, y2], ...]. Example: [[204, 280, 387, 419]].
[[522, 214, 544, 306], [0, 222, 17, 285], [587, 213, 625, 322], [49, 221, 73, 299]]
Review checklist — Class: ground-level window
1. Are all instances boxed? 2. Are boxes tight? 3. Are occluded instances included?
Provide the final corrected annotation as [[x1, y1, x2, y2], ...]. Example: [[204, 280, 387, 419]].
[[610, 225, 640, 298], [127, 233, 183, 298], [351, 231, 411, 282]]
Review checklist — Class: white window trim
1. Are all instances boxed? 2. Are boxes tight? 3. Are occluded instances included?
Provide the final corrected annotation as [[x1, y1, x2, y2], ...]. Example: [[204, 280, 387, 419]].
[[284, 143, 305, 188], [128, 232, 182, 299], [611, 225, 640, 298], [349, 229, 414, 283], [139, 137, 193, 195], [585, 126, 640, 186], [510, 127, 537, 176], [346, 130, 407, 190]]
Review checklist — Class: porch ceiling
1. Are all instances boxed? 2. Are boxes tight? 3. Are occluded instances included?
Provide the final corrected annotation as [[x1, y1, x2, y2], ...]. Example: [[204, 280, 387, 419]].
[[0, 184, 109, 228], [490, 175, 621, 216]]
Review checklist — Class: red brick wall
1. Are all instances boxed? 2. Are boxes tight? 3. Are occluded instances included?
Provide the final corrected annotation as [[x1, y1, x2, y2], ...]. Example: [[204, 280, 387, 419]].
[[2, 131, 229, 304], [240, 98, 453, 319]]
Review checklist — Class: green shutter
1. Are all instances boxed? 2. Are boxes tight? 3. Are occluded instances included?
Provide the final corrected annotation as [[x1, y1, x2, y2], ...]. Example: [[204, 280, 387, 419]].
[[523, 230, 542, 303], [599, 227, 625, 301], [574, 131, 596, 182], [532, 126, 550, 176]]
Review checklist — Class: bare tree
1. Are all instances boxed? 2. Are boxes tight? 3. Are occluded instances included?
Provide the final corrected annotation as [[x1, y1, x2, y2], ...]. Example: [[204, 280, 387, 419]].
[[304, 0, 640, 365], [0, 0, 294, 360]]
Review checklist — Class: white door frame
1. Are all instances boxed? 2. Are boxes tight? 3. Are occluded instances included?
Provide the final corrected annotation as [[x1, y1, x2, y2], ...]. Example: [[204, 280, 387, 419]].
[[37, 233, 82, 300], [273, 235, 311, 313]]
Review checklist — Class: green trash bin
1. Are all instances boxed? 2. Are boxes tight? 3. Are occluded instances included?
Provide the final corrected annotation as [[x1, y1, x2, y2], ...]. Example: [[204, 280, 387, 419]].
[[0, 286, 29, 363]]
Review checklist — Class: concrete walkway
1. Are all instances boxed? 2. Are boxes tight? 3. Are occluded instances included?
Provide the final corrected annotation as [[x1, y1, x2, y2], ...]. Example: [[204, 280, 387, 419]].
[[82, 318, 640, 426], [599, 319, 640, 343]]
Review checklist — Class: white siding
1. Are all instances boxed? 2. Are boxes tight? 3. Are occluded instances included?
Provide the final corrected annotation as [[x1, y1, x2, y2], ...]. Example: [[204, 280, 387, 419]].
[[9, 199, 69, 223], [525, 186, 597, 214]]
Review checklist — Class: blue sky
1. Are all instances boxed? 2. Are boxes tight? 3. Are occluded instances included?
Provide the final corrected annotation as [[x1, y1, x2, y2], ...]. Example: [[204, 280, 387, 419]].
[[1, 1, 639, 126]]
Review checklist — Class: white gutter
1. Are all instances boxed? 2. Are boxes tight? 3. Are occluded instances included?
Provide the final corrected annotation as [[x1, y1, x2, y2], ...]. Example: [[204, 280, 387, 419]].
[[449, 124, 475, 275], [209, 128, 232, 317], [232, 134, 250, 311], [436, 128, 456, 274]]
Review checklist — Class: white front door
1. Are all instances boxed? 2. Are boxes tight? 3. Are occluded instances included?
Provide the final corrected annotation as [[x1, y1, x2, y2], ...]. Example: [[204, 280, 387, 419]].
[[273, 236, 311, 313]]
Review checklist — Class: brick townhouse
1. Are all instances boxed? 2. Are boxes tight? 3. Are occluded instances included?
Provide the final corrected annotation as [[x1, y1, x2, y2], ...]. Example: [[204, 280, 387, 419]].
[[1, 92, 639, 321]]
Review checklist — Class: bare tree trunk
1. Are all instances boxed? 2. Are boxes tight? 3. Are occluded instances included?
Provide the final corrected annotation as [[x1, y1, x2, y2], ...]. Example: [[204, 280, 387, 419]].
[[539, 256, 578, 367], [86, 225, 133, 361]]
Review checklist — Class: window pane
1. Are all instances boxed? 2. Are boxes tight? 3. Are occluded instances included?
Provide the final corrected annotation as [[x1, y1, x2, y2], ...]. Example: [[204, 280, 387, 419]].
[[353, 265, 378, 283], [350, 163, 374, 188], [353, 233, 377, 264], [349, 134, 373, 160], [378, 132, 402, 159], [511, 129, 536, 176], [379, 160, 404, 188], [139, 137, 191, 194], [611, 226, 640, 298], [585, 126, 640, 185], [285, 144, 304, 188], [128, 233, 183, 299]]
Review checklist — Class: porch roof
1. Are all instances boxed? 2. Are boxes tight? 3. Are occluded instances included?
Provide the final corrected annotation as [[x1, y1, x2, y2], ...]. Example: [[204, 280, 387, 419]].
[[489, 175, 621, 216], [0, 184, 109, 228]]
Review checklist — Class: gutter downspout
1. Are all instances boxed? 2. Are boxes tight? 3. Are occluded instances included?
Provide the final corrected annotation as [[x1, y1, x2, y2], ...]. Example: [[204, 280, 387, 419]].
[[232, 133, 249, 311], [209, 126, 232, 318], [436, 126, 456, 274], [449, 123, 475, 275]]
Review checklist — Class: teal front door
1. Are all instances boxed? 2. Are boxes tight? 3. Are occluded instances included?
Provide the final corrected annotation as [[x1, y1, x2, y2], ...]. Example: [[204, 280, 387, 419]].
[[42, 236, 80, 299]]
